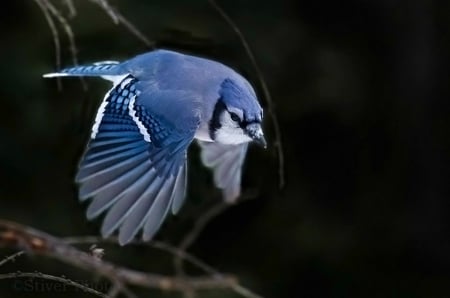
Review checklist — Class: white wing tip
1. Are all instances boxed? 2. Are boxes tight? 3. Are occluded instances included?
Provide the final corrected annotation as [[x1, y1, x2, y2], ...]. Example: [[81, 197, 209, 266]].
[[42, 72, 69, 78]]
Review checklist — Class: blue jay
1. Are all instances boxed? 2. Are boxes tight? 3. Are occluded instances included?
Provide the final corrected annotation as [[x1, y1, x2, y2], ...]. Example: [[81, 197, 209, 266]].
[[44, 50, 266, 245]]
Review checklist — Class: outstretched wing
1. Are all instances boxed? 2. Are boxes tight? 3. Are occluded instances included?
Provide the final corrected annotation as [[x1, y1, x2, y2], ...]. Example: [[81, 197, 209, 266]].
[[76, 75, 199, 245], [197, 141, 248, 202]]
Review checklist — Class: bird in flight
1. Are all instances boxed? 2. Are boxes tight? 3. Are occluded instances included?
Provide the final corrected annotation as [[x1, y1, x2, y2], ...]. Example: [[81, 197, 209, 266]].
[[44, 49, 266, 245]]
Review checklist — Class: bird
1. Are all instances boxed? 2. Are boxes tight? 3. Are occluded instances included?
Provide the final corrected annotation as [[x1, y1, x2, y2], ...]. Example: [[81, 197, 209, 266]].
[[43, 49, 266, 245]]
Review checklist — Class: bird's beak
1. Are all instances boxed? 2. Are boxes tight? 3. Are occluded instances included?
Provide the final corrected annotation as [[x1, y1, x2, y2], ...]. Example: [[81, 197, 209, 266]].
[[253, 134, 267, 148], [245, 123, 267, 148]]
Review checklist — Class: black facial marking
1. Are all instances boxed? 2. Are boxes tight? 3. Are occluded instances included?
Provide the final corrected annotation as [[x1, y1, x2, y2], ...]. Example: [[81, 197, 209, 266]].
[[240, 118, 260, 130], [209, 98, 227, 140]]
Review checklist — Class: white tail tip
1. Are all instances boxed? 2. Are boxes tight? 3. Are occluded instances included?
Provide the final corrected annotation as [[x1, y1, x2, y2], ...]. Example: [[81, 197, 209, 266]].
[[42, 72, 69, 78]]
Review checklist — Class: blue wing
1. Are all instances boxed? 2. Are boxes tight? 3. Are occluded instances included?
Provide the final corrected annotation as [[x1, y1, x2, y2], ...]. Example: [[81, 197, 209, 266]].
[[76, 75, 198, 245], [198, 141, 248, 202]]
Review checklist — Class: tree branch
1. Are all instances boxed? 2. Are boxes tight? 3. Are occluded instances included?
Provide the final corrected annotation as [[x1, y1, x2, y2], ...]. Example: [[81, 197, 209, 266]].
[[0, 251, 25, 268], [174, 202, 229, 276], [62, 0, 77, 18], [33, 0, 62, 89], [65, 237, 220, 277], [0, 219, 263, 297], [172, 196, 263, 298], [65, 236, 263, 297]]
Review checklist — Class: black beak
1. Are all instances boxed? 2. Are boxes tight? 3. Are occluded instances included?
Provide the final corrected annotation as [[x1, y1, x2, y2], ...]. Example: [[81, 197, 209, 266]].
[[245, 123, 267, 149], [253, 134, 267, 148]]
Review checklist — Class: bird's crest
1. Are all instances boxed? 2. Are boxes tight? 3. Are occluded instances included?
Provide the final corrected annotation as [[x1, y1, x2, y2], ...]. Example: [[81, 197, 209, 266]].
[[219, 78, 262, 123]]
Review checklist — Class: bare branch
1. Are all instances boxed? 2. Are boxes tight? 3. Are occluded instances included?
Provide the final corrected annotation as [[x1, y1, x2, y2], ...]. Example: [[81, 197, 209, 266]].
[[65, 237, 220, 277], [41, 0, 79, 67], [208, 0, 285, 188], [0, 272, 108, 297], [0, 220, 239, 292], [106, 282, 122, 297], [174, 201, 230, 298], [178, 202, 230, 261], [114, 11, 155, 48], [106, 279, 137, 298], [65, 236, 264, 297], [88, 0, 155, 48], [88, 0, 119, 24], [41, 0, 89, 90], [33, 0, 62, 89], [0, 251, 25, 267], [175, 193, 258, 274], [62, 0, 77, 18]]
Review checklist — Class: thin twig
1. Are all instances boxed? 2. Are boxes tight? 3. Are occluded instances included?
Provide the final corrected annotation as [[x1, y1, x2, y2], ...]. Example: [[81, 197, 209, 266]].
[[174, 202, 230, 276], [106, 282, 122, 297], [66, 234, 263, 298], [41, 0, 79, 67], [114, 11, 155, 48], [62, 0, 77, 18], [88, 0, 155, 48], [208, 0, 285, 188], [180, 202, 230, 256], [0, 251, 25, 267], [107, 276, 138, 298], [41, 0, 88, 90], [0, 272, 108, 297], [34, 0, 62, 90], [88, 0, 119, 24], [107, 279, 137, 298]]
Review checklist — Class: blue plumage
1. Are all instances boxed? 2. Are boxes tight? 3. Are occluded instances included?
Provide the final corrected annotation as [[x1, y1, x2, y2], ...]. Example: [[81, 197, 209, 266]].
[[43, 61, 123, 77], [44, 49, 265, 244]]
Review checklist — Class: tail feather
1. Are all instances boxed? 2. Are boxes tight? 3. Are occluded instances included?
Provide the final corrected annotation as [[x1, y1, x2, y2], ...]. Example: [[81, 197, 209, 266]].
[[43, 61, 124, 78]]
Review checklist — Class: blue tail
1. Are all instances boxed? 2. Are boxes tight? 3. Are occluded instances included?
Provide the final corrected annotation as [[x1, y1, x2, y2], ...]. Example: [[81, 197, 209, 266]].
[[43, 61, 126, 78]]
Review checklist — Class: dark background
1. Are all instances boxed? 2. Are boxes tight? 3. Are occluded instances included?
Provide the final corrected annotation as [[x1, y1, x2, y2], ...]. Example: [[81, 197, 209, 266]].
[[0, 0, 449, 297]]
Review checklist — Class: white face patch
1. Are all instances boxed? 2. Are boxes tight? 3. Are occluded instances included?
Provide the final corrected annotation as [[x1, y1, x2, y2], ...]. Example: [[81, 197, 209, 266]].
[[214, 111, 252, 144]]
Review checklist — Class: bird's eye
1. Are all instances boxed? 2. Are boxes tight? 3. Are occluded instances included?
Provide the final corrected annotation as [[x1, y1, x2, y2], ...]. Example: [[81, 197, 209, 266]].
[[230, 112, 240, 122]]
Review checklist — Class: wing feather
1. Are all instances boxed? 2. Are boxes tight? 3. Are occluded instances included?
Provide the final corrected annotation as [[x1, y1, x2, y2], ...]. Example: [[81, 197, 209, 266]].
[[171, 160, 187, 214], [75, 75, 198, 244], [198, 141, 248, 202]]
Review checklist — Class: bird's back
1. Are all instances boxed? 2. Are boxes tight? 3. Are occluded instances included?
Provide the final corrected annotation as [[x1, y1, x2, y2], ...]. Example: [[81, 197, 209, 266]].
[[124, 50, 247, 102]]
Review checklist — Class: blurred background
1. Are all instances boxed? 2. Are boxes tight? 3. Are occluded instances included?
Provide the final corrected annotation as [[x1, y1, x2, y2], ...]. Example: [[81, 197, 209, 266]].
[[0, 0, 449, 297]]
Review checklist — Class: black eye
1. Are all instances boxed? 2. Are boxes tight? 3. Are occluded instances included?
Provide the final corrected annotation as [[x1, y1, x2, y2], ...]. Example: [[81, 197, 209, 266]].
[[230, 112, 240, 122]]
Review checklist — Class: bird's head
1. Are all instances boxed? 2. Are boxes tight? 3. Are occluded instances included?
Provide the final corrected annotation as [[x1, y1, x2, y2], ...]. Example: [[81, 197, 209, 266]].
[[209, 78, 266, 147]]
